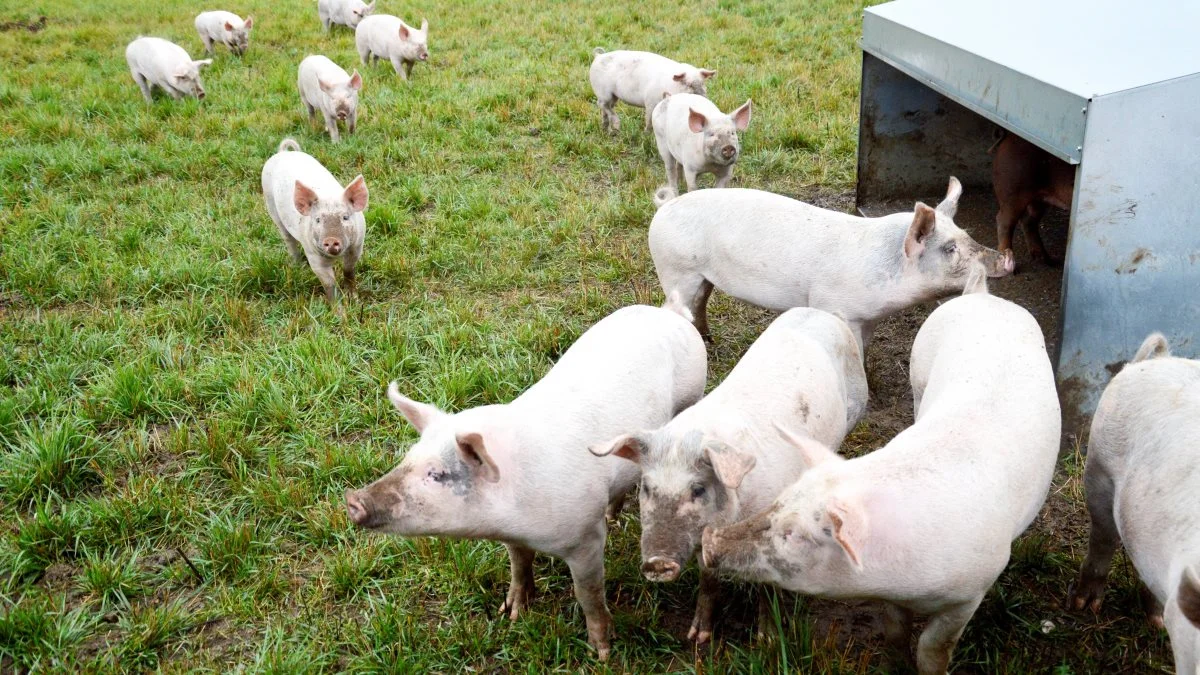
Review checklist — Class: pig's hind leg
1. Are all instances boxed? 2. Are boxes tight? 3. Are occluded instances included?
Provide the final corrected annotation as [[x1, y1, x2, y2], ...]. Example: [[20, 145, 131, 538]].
[[499, 543, 537, 620], [915, 596, 983, 675], [1070, 460, 1121, 613], [132, 72, 154, 103], [1018, 202, 1061, 266]]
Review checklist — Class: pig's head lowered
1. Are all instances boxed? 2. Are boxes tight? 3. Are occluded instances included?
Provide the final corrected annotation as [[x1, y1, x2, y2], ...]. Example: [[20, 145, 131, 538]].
[[347, 0, 374, 27], [223, 17, 253, 55], [173, 59, 212, 99], [897, 177, 1014, 285], [319, 71, 362, 121], [591, 429, 757, 582], [689, 100, 751, 167], [345, 383, 502, 538], [292, 175, 367, 257], [398, 19, 430, 62], [672, 65, 716, 97]]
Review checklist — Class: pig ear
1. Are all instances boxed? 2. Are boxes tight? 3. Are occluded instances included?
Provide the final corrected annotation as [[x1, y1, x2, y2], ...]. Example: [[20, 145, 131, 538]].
[[244, 16, 253, 29], [343, 175, 369, 212], [903, 203, 937, 259], [399, 24, 410, 39], [194, 59, 212, 68], [704, 441, 757, 491], [456, 431, 500, 483], [348, 70, 363, 91], [224, 21, 234, 31], [774, 423, 842, 470], [293, 180, 319, 216], [936, 176, 962, 218], [688, 108, 708, 133], [673, 72, 687, 82], [699, 68, 716, 79], [318, 78, 335, 94], [386, 381, 446, 432], [588, 433, 646, 463], [420, 18, 428, 32], [827, 496, 867, 569], [1180, 567, 1200, 628], [731, 99, 752, 131]]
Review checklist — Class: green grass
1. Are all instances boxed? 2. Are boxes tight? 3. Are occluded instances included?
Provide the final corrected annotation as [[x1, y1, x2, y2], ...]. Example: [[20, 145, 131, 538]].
[[0, 0, 1172, 672]]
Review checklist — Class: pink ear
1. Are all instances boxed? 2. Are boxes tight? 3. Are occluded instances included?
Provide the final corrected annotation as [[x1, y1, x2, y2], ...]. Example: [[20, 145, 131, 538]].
[[244, 16, 253, 29], [399, 24, 410, 39], [456, 431, 500, 483], [589, 433, 645, 463], [343, 175, 368, 212], [672, 72, 687, 82], [828, 497, 868, 568], [688, 108, 707, 133], [705, 442, 756, 490], [293, 180, 318, 215], [348, 70, 363, 90], [224, 21, 234, 31], [386, 382, 446, 432], [699, 68, 716, 79], [775, 423, 842, 470], [731, 99, 752, 131], [903, 203, 937, 259]]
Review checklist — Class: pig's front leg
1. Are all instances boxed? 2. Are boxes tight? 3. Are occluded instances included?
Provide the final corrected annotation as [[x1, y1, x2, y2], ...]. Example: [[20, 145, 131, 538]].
[[1070, 462, 1120, 613], [342, 248, 359, 297], [391, 56, 408, 80], [305, 251, 340, 303], [688, 566, 719, 645], [347, 108, 357, 135], [500, 543, 537, 619], [403, 60, 413, 79], [915, 597, 981, 675], [643, 105, 654, 131], [713, 165, 734, 189], [683, 168, 699, 193], [883, 602, 915, 666], [323, 111, 340, 142], [565, 524, 613, 661]]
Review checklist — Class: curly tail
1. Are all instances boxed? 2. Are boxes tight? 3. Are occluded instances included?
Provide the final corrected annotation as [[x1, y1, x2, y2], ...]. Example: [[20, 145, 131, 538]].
[[278, 138, 301, 153], [1132, 332, 1170, 363], [592, 47, 606, 57], [653, 186, 677, 209]]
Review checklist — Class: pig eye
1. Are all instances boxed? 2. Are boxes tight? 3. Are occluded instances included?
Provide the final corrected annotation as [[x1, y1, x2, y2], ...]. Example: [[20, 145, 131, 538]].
[[690, 484, 706, 500], [342, 214, 350, 222], [942, 241, 957, 255]]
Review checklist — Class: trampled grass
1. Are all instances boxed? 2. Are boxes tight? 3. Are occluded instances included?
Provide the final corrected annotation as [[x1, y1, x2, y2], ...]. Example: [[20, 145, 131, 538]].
[[0, 0, 1173, 672]]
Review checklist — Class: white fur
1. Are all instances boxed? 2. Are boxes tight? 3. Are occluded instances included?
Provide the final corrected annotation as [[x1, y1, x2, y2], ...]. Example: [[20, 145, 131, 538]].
[[355, 15, 429, 81], [318, 0, 374, 31], [193, 11, 252, 56], [298, 55, 361, 142], [651, 93, 751, 195], [125, 37, 211, 103], [588, 48, 714, 133]]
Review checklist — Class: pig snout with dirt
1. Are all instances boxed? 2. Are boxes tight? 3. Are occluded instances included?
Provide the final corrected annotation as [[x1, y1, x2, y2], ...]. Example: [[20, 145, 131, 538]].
[[194, 11, 253, 56], [298, 55, 362, 142], [991, 131, 1074, 268], [344, 305, 707, 660], [260, 138, 367, 304], [651, 93, 751, 201], [588, 48, 715, 133], [1069, 333, 1200, 674], [125, 37, 212, 103], [318, 0, 373, 31], [590, 307, 867, 645], [701, 282, 1060, 675], [649, 177, 1015, 346], [355, 15, 429, 81]]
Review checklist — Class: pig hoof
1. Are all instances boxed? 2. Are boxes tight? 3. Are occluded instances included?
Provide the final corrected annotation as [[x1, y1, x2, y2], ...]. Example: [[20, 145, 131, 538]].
[[687, 624, 712, 646], [1147, 612, 1165, 630], [1068, 578, 1106, 613]]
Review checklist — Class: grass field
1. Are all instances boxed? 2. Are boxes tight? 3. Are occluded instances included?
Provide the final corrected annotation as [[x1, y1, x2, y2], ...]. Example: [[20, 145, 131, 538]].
[[0, 0, 1176, 672]]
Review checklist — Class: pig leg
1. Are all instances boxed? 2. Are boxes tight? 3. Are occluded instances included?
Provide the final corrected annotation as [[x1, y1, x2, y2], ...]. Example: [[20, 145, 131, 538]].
[[683, 168, 699, 193], [499, 543, 537, 619], [305, 251, 340, 303], [201, 35, 215, 55], [643, 105, 653, 131], [598, 97, 618, 133], [342, 247, 359, 297], [1140, 583, 1165, 629], [357, 43, 370, 66], [403, 61, 414, 79], [688, 567, 719, 645], [347, 109, 357, 135], [994, 203, 1023, 259], [323, 111, 340, 142], [391, 56, 408, 81], [565, 525, 613, 661], [882, 603, 915, 665], [661, 155, 680, 194], [713, 165, 734, 189], [304, 101, 317, 121], [604, 492, 626, 523], [1018, 202, 1061, 266], [915, 597, 982, 675], [132, 72, 153, 103], [1071, 461, 1119, 613]]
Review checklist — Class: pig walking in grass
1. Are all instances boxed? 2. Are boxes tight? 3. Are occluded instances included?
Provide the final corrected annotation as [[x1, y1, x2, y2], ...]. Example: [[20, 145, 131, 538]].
[[590, 307, 867, 645], [125, 37, 211, 103], [701, 278, 1061, 675], [588, 48, 715, 133], [651, 93, 751, 200], [261, 138, 366, 304], [344, 305, 707, 661], [1070, 334, 1200, 673], [318, 0, 373, 32], [355, 15, 429, 81], [649, 178, 1015, 345], [298, 55, 362, 142], [194, 11, 253, 56]]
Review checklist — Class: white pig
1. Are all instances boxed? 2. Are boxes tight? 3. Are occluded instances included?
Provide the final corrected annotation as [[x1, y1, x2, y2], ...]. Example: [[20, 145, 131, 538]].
[[588, 48, 715, 133], [651, 93, 751, 198], [590, 307, 867, 645], [318, 0, 374, 31], [649, 178, 1015, 345], [1070, 333, 1200, 674], [701, 280, 1061, 675], [261, 138, 367, 303], [344, 304, 707, 660], [355, 15, 429, 81], [194, 11, 253, 56], [298, 55, 362, 142], [125, 37, 212, 103]]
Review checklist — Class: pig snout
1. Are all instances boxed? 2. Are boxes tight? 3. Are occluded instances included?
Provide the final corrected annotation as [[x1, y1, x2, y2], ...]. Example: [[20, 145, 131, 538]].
[[197, 90, 206, 100], [641, 556, 682, 582], [721, 145, 737, 160], [322, 237, 344, 255], [701, 510, 773, 569], [981, 246, 1015, 278], [419, 52, 428, 61], [336, 110, 348, 120], [345, 489, 374, 528]]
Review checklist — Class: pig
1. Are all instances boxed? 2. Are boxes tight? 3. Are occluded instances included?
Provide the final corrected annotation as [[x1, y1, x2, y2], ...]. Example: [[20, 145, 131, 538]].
[[260, 138, 367, 304], [298, 55, 362, 142], [1069, 333, 1200, 674], [991, 131, 1074, 268], [648, 178, 1015, 346], [590, 307, 867, 645], [355, 15, 429, 81], [344, 304, 707, 660], [701, 278, 1061, 675], [194, 11, 253, 56], [651, 93, 751, 199], [125, 37, 212, 103], [318, 0, 374, 32], [588, 48, 715, 133]]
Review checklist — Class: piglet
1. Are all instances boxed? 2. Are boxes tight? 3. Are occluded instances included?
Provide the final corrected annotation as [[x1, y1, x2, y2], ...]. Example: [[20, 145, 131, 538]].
[[194, 11, 253, 56], [588, 48, 715, 133], [344, 304, 707, 660], [591, 307, 867, 644], [702, 277, 1061, 674], [298, 55, 362, 142], [649, 178, 1014, 345], [651, 93, 751, 200], [125, 37, 211, 103], [261, 138, 366, 303], [991, 131, 1074, 268], [1070, 333, 1200, 674], [355, 15, 429, 81], [318, 0, 374, 31]]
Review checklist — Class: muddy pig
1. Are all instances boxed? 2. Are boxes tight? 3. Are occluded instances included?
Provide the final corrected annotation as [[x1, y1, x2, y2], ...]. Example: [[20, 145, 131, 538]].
[[298, 55, 362, 142], [651, 93, 751, 201], [588, 48, 715, 133], [992, 131, 1074, 268]]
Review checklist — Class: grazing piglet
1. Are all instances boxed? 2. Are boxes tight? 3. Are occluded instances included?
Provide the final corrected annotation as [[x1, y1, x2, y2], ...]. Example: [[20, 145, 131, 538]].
[[991, 131, 1074, 268], [1070, 333, 1200, 674], [355, 15, 429, 81], [588, 48, 715, 133], [318, 0, 374, 31], [344, 305, 707, 660], [590, 307, 867, 645], [261, 138, 366, 303], [649, 178, 1015, 346], [651, 93, 751, 200], [194, 11, 253, 56], [298, 55, 362, 142], [125, 37, 211, 103], [701, 279, 1061, 675]]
